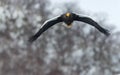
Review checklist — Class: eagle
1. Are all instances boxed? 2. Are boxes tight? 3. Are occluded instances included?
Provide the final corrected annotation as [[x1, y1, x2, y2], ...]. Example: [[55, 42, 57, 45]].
[[29, 12, 110, 43]]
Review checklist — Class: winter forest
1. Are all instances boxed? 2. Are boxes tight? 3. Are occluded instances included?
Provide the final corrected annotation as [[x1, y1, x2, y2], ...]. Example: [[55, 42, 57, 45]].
[[0, 0, 120, 75]]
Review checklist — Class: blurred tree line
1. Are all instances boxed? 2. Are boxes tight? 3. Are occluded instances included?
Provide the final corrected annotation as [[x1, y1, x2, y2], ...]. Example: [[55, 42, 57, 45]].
[[0, 0, 120, 75]]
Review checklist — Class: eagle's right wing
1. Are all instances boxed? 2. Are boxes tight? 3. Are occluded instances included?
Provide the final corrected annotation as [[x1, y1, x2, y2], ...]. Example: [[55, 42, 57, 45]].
[[29, 16, 63, 43]]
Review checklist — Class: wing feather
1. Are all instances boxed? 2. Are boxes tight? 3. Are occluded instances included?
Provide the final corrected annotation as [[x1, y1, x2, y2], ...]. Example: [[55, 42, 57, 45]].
[[73, 14, 110, 36], [29, 16, 62, 43]]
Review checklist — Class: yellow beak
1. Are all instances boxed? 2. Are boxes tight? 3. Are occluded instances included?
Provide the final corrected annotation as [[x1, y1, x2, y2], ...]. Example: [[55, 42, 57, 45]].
[[66, 13, 70, 17]]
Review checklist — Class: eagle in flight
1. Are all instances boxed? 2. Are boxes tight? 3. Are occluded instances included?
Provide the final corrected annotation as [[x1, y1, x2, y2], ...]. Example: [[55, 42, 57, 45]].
[[29, 12, 110, 43]]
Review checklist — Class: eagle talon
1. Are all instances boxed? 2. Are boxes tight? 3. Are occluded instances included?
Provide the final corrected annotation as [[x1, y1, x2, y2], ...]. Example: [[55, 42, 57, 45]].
[[66, 24, 72, 28]]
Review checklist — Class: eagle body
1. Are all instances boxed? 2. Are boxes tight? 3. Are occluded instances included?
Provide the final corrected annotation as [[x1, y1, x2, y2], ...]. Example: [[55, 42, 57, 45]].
[[62, 13, 74, 26], [29, 12, 110, 43]]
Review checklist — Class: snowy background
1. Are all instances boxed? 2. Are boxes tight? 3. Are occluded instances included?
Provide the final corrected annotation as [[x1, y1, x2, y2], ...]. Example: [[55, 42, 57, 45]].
[[0, 0, 120, 75]]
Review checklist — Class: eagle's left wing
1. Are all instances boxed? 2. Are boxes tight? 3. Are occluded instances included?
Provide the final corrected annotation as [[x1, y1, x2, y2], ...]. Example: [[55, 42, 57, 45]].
[[73, 14, 110, 36]]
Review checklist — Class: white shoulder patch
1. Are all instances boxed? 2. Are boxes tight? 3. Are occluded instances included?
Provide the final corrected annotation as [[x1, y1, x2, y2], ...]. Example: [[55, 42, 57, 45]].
[[40, 15, 61, 28]]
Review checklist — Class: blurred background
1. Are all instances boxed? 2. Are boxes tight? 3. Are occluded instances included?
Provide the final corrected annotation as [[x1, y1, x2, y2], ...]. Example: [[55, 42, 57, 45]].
[[0, 0, 120, 75]]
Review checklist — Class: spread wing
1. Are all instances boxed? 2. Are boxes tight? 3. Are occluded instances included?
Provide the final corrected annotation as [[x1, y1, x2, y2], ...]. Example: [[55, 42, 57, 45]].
[[29, 16, 63, 43], [73, 14, 110, 36]]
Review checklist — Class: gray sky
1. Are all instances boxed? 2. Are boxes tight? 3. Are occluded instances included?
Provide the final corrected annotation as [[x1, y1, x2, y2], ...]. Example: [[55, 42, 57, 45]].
[[51, 0, 120, 31], [80, 0, 120, 31]]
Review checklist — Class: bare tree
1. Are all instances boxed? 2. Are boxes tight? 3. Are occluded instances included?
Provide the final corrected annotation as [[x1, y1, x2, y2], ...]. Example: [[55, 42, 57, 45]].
[[0, 0, 120, 75]]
